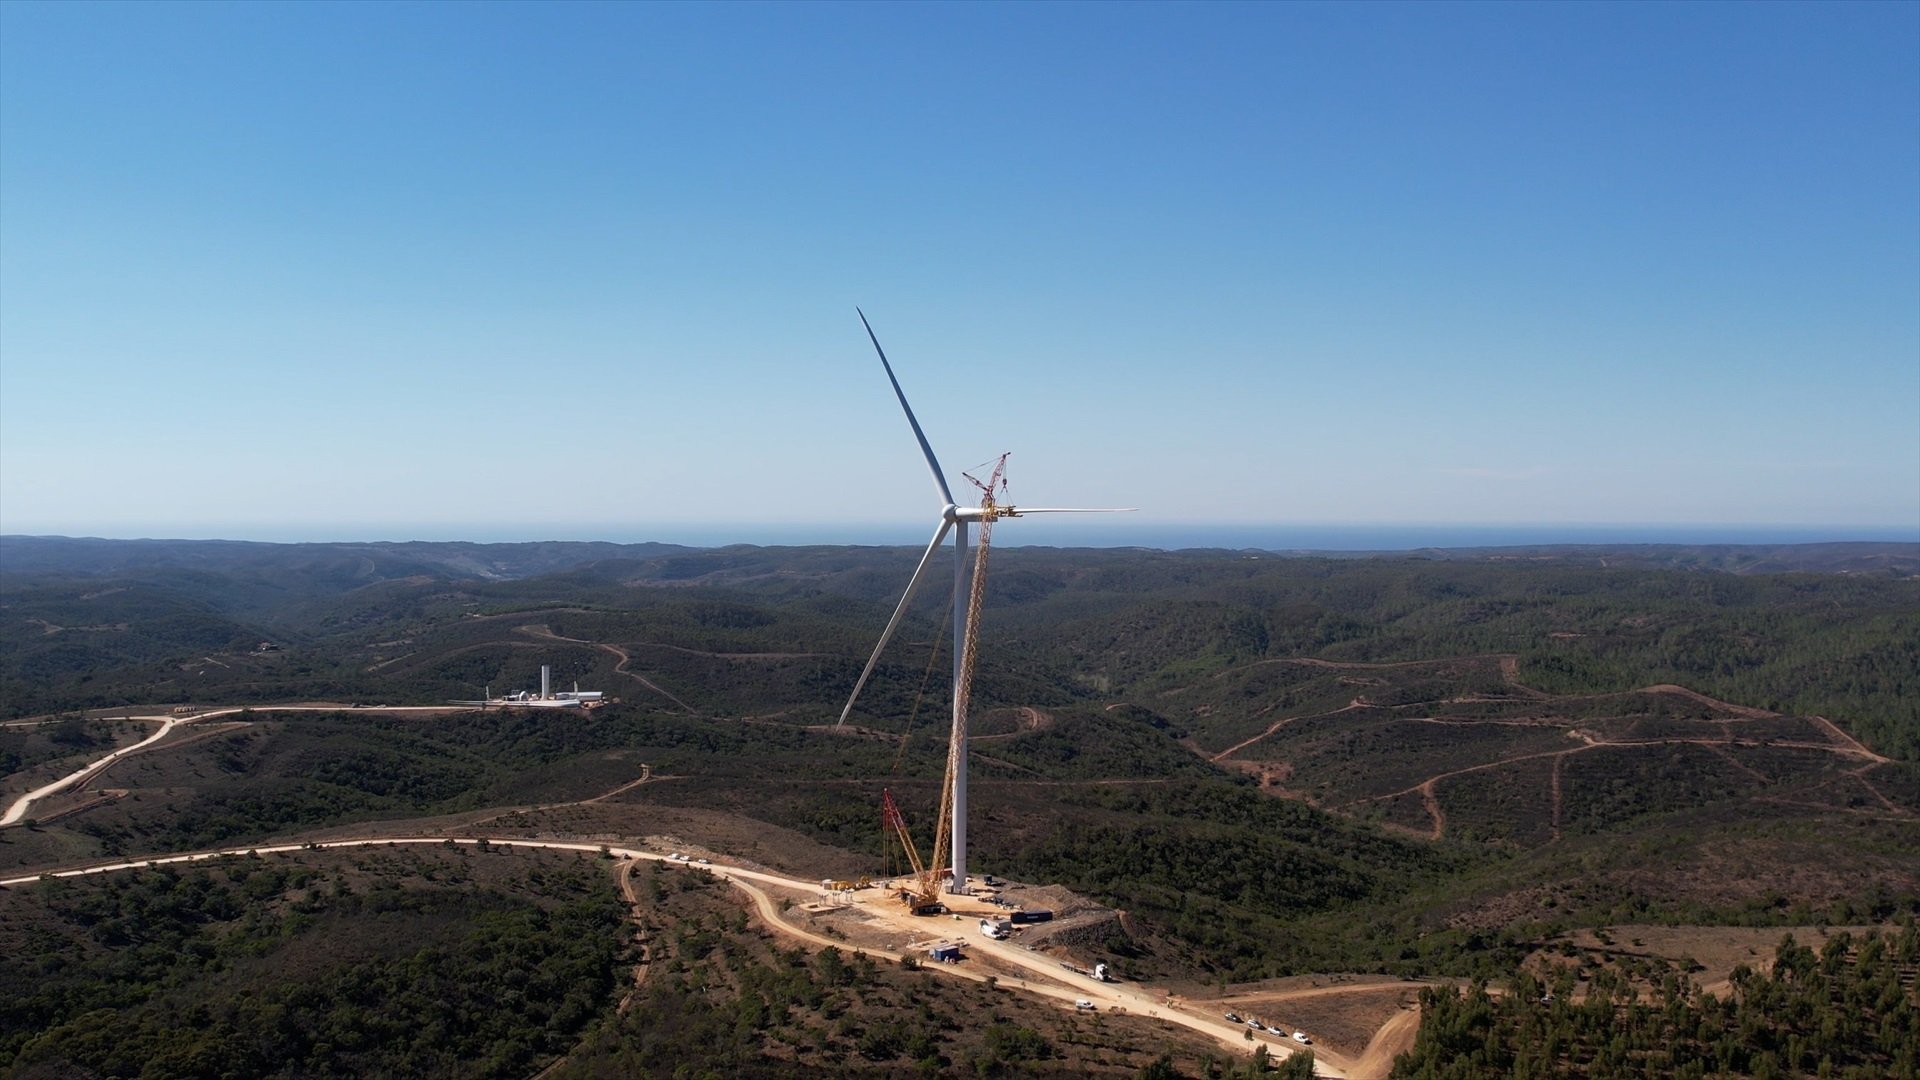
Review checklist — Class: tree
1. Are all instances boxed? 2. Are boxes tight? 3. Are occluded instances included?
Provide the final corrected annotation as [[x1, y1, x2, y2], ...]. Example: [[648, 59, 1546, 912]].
[[1271, 1050, 1315, 1079], [1138, 1054, 1180, 1080]]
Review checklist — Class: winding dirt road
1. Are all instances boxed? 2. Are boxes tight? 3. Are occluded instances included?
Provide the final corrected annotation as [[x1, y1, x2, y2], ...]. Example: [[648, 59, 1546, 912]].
[[0, 836, 1342, 1075], [1211, 702, 1363, 763], [1, 715, 190, 825], [514, 625, 696, 712], [0, 697, 1376, 1074], [1203, 654, 1907, 841], [0, 705, 460, 828]]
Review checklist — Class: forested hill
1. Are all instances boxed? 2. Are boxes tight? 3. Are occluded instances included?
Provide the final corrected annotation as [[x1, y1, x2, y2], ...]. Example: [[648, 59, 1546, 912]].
[[0, 536, 698, 585], [5, 535, 1916, 584], [1385, 540, 1920, 577], [4, 536, 1916, 761], [4, 532, 1917, 1026]]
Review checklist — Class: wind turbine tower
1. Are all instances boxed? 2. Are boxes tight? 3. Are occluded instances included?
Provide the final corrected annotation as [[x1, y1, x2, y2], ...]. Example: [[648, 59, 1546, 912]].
[[838, 310, 1127, 896]]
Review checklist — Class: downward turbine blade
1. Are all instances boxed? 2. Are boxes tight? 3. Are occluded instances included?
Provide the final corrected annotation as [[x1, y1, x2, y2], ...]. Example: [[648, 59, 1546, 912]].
[[837, 518, 955, 726], [858, 308, 954, 506]]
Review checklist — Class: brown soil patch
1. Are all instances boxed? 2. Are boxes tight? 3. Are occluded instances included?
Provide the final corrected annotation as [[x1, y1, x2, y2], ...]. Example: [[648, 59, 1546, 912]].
[[447, 800, 876, 880], [1190, 974, 1435, 1077], [1234, 982, 1421, 1057]]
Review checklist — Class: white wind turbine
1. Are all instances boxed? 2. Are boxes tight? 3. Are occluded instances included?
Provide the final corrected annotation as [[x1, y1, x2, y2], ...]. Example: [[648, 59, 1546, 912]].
[[838, 309, 1131, 896]]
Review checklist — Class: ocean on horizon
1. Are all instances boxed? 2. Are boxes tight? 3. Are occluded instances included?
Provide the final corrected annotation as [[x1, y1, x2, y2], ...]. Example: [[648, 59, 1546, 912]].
[[487, 521, 1920, 551], [25, 521, 1916, 550]]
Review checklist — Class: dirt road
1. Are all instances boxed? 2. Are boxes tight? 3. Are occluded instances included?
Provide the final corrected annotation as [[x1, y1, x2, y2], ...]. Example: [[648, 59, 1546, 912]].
[[1, 836, 1342, 1075], [0, 704, 467, 828]]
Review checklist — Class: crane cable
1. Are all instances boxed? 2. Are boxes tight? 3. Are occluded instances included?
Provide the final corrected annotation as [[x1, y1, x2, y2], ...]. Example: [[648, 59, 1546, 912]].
[[889, 589, 954, 775]]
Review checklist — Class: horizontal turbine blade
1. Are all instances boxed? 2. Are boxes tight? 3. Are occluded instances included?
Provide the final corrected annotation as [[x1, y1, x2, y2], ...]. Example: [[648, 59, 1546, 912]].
[[1005, 507, 1139, 514], [858, 308, 954, 507], [837, 518, 954, 727]]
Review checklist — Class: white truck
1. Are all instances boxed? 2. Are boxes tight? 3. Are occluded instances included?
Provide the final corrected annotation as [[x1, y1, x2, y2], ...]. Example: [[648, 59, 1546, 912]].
[[1061, 961, 1115, 982]]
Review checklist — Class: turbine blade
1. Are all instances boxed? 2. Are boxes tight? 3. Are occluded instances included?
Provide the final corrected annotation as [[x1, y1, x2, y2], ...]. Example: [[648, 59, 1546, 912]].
[[1004, 507, 1139, 514], [858, 308, 954, 506], [837, 518, 955, 726]]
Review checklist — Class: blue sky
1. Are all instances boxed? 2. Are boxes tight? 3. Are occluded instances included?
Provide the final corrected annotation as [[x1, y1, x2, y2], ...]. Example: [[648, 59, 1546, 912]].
[[2, 2, 1916, 545]]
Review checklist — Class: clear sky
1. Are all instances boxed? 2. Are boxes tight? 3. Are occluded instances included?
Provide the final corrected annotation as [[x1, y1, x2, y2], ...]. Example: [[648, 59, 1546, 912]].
[[2, 2, 1916, 545]]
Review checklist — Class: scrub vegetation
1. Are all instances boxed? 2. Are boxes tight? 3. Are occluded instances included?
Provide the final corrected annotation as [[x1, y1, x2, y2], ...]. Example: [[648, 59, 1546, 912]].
[[0, 846, 624, 1078], [1, 535, 1915, 1075], [1392, 925, 1920, 1079]]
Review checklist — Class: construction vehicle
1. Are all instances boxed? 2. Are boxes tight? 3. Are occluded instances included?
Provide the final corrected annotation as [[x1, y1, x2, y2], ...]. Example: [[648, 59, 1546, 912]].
[[881, 788, 948, 915], [821, 876, 875, 892]]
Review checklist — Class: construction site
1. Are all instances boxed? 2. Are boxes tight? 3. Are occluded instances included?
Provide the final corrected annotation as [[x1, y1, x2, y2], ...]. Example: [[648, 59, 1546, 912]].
[[711, 350, 1358, 1067], [749, 334, 1349, 1069], [0, 323, 1435, 1078], [628, 837, 1369, 1073]]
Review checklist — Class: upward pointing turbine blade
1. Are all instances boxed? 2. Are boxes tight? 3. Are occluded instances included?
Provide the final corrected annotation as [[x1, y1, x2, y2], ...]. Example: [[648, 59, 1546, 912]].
[[837, 518, 956, 727], [858, 308, 954, 507]]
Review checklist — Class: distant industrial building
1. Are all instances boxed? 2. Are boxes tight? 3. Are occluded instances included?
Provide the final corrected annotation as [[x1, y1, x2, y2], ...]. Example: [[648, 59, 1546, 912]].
[[451, 665, 604, 709]]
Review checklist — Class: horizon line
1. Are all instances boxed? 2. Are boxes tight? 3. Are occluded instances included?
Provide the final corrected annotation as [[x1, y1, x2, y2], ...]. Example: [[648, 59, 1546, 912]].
[[5, 520, 1917, 553]]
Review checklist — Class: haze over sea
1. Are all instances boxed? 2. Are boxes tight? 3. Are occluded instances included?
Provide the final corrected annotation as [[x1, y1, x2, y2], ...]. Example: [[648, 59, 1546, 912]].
[[90, 522, 1920, 550]]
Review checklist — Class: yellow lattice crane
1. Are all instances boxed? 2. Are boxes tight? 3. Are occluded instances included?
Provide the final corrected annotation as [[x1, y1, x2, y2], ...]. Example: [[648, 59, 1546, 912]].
[[840, 311, 1132, 901], [880, 788, 945, 914], [878, 455, 1013, 913]]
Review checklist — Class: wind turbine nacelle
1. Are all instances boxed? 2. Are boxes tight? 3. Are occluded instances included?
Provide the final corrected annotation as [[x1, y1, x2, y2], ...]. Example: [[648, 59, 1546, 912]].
[[946, 505, 1002, 522]]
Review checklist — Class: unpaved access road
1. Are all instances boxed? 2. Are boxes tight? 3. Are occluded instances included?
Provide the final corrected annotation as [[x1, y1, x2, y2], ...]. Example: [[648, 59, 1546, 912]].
[[1, 836, 1343, 1076], [0, 705, 463, 828]]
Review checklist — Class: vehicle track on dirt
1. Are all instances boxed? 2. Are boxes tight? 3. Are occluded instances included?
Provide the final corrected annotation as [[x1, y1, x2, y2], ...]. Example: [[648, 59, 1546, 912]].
[[1351, 728, 1912, 839], [1409, 779, 1441, 839], [0, 748, 1388, 1073], [0, 705, 463, 828], [2, 835, 1337, 1074], [513, 625, 700, 713], [3, 712, 200, 825], [625, 641, 834, 662], [972, 706, 1054, 741], [1186, 652, 1904, 841], [1215, 979, 1438, 1007], [462, 767, 669, 830], [1549, 754, 1565, 841], [367, 639, 547, 676], [516, 623, 832, 662], [1350, 1008, 1421, 1079], [1808, 714, 1890, 763], [736, 716, 904, 740], [594, 643, 698, 712], [1211, 702, 1364, 763]]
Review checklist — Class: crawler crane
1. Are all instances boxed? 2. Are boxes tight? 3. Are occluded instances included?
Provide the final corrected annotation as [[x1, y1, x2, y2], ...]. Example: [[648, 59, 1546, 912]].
[[839, 311, 1129, 896], [880, 789, 946, 914], [879, 455, 1012, 911]]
